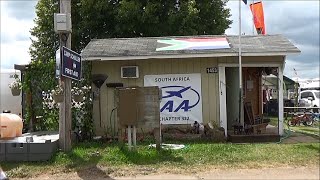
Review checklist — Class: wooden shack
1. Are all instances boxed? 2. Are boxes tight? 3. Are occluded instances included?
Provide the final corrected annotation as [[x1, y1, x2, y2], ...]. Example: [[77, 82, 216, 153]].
[[81, 35, 300, 142]]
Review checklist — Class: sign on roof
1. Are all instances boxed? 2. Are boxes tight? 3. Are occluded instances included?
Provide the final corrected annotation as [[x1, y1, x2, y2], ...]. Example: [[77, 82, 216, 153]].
[[156, 37, 230, 51]]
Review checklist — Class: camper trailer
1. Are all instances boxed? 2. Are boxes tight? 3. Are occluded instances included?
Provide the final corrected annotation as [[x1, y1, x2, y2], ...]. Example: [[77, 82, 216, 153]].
[[0, 70, 22, 116]]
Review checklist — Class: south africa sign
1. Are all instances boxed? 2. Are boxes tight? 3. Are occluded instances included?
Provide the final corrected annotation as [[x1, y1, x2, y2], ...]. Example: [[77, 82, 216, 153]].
[[144, 74, 203, 125]]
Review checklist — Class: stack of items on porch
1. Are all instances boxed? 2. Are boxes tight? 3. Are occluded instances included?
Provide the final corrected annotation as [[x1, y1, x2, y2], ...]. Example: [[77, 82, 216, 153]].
[[232, 102, 270, 135]]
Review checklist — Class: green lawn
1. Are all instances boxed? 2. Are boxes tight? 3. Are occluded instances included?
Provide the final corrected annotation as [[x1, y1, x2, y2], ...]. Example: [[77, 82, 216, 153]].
[[268, 116, 279, 126], [288, 123, 320, 137], [267, 115, 320, 137], [282, 114, 320, 137], [1, 141, 319, 178]]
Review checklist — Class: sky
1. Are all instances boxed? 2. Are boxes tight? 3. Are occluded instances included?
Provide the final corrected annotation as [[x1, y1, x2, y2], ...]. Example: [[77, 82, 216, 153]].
[[0, 0, 319, 80]]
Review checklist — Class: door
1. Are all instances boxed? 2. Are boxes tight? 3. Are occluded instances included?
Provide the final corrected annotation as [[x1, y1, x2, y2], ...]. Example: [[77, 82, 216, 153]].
[[225, 67, 240, 129]]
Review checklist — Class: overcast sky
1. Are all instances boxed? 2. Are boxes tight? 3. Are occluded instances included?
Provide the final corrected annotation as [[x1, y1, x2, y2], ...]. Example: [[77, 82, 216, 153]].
[[1, 0, 319, 80]]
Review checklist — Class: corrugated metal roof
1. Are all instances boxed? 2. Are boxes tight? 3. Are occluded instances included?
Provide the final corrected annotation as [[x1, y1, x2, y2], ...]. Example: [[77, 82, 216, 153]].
[[81, 34, 300, 60]]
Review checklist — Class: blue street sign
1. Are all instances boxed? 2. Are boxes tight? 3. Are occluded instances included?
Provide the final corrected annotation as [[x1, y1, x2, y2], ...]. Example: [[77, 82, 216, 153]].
[[61, 46, 81, 81]]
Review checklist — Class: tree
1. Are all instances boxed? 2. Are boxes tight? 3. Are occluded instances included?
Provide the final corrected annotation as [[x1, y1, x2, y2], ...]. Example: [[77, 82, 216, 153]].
[[79, 0, 232, 38], [29, 0, 59, 62], [30, 0, 232, 58]]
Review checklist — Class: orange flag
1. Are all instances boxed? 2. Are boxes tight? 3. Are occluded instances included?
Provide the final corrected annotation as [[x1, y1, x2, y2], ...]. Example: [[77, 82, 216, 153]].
[[250, 1, 266, 35]]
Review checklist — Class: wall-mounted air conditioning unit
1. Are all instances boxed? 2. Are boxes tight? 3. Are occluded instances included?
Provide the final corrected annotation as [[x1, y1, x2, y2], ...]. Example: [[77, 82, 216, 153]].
[[121, 66, 139, 78]]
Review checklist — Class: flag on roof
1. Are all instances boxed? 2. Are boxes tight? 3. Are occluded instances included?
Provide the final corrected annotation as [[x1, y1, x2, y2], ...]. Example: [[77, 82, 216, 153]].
[[156, 38, 230, 51]]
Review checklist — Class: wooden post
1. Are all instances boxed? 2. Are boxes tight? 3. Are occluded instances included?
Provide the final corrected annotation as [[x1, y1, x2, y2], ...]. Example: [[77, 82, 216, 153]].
[[278, 66, 284, 136], [127, 126, 132, 151], [58, 0, 72, 152], [133, 126, 137, 149], [154, 127, 161, 151]]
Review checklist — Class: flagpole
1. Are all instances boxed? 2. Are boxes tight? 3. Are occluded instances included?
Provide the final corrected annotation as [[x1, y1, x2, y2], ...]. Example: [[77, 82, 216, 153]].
[[238, 0, 243, 126], [252, 0, 255, 35]]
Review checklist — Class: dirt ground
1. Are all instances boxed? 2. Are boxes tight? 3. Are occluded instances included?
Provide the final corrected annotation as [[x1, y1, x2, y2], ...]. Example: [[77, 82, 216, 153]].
[[11, 166, 320, 180]]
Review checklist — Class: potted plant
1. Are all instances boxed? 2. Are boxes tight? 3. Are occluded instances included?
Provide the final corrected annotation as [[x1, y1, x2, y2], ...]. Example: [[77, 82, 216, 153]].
[[72, 86, 84, 102], [8, 75, 22, 96], [52, 85, 64, 103]]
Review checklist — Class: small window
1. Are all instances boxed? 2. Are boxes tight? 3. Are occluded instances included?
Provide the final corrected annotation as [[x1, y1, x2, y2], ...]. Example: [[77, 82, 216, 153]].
[[121, 66, 139, 78]]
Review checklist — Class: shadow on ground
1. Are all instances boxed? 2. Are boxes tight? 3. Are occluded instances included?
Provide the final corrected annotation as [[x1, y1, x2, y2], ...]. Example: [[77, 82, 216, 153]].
[[1, 142, 115, 180], [118, 144, 184, 165], [60, 143, 115, 180]]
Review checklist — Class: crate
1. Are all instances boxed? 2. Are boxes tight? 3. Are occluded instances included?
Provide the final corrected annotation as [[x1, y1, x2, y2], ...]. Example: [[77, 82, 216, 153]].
[[28, 139, 59, 161], [5, 143, 28, 161]]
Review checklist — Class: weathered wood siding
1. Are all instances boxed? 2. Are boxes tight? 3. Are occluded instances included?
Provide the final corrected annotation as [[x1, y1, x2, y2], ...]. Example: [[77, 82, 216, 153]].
[[91, 56, 284, 135], [92, 57, 219, 135]]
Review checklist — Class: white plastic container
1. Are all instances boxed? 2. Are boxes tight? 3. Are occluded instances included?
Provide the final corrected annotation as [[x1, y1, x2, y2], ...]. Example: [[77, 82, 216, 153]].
[[0, 113, 23, 138]]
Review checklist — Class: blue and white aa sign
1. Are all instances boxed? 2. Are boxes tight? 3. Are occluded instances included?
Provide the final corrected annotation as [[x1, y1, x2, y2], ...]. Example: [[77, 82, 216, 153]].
[[144, 74, 202, 124], [61, 46, 81, 81]]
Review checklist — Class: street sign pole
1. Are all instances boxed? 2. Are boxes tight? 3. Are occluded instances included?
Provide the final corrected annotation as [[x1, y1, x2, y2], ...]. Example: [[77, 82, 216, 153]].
[[59, 0, 72, 152]]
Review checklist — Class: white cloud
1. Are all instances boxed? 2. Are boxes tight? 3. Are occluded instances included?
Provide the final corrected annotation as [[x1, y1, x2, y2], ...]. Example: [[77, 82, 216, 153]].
[[1, 41, 32, 68], [225, 0, 320, 79], [0, 1, 36, 69], [284, 59, 320, 79]]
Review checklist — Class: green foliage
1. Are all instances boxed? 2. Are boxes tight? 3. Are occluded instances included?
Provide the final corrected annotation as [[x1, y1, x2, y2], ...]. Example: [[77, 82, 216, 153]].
[[31, 0, 232, 57], [29, 0, 59, 62], [71, 62, 94, 139], [21, 60, 94, 137], [75, 0, 232, 39], [22, 60, 58, 131]]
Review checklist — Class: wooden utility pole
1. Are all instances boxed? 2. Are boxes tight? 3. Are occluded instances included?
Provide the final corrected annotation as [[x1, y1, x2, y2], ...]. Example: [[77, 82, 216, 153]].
[[59, 0, 72, 152]]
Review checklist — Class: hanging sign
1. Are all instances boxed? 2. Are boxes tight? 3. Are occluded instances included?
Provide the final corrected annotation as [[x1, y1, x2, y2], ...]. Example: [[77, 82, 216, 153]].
[[61, 46, 82, 81], [144, 73, 203, 125]]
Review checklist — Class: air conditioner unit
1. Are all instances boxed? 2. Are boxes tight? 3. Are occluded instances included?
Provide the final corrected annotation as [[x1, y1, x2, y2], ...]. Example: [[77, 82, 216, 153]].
[[121, 66, 139, 78]]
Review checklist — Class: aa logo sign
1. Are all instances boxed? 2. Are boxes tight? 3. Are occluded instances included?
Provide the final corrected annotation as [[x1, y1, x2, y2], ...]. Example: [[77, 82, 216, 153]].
[[144, 74, 203, 125]]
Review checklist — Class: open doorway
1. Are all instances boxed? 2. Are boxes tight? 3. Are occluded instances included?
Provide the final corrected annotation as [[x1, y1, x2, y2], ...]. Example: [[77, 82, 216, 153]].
[[226, 67, 240, 130], [225, 67, 280, 135]]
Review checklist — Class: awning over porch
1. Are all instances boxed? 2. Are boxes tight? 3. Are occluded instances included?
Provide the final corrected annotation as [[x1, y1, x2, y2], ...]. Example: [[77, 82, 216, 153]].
[[81, 35, 301, 61]]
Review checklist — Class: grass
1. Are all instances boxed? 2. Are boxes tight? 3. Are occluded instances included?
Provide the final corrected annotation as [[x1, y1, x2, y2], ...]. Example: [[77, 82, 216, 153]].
[[268, 116, 279, 126], [288, 122, 320, 137], [268, 115, 320, 137], [281, 113, 320, 137], [1, 141, 320, 178]]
